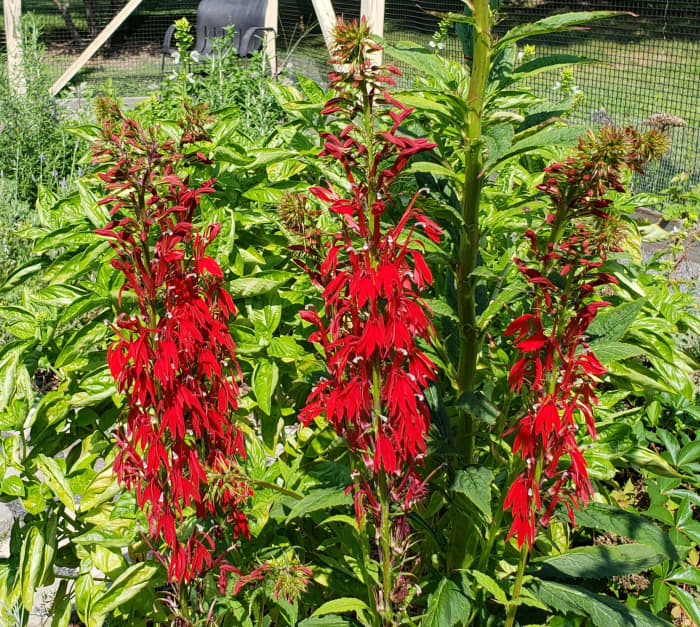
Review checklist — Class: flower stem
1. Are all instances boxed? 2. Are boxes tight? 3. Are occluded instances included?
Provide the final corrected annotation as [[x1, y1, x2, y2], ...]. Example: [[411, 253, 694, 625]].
[[372, 364, 394, 625], [505, 545, 529, 627]]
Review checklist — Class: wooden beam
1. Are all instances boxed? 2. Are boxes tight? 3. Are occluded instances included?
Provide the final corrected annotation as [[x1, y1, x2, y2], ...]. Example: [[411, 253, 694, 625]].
[[4, 0, 25, 96], [310, 0, 337, 53], [50, 0, 143, 96], [264, 0, 278, 76], [361, 0, 385, 64]]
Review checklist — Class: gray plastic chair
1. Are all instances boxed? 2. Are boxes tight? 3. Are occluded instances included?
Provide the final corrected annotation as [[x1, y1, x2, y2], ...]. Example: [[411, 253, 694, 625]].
[[162, 0, 276, 76]]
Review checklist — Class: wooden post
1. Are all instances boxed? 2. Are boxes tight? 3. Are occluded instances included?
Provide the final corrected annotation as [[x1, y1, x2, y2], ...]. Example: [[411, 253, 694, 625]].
[[49, 0, 143, 96], [361, 0, 385, 64], [4, 0, 25, 96], [264, 0, 278, 76], [310, 0, 337, 53]]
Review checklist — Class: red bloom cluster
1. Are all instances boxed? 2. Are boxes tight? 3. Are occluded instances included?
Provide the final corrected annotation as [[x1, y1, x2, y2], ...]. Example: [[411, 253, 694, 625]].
[[298, 19, 440, 518], [93, 99, 250, 583], [503, 126, 668, 549]]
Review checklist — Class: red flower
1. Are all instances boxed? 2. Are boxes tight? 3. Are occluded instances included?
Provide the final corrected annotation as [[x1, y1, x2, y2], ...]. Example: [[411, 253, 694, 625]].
[[93, 99, 249, 583]]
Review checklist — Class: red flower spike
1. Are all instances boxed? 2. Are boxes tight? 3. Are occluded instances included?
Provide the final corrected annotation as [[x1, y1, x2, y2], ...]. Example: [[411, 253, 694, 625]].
[[503, 126, 667, 550], [296, 19, 439, 610], [93, 98, 249, 585]]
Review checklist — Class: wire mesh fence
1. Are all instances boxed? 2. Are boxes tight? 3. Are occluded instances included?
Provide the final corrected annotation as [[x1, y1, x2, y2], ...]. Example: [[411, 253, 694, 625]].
[[0, 0, 698, 190]]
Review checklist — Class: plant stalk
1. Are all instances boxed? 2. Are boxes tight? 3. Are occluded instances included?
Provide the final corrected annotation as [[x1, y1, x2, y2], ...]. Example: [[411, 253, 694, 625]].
[[449, 0, 493, 573], [505, 545, 529, 627], [456, 0, 492, 465]]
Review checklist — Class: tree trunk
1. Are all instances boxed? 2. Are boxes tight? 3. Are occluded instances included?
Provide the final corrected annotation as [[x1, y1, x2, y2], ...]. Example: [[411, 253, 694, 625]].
[[50, 0, 81, 43], [84, 0, 99, 37]]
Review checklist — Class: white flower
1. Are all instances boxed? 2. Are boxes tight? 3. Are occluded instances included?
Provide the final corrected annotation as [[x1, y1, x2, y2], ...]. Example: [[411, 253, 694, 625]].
[[437, 41, 444, 50], [186, 72, 195, 84], [516, 50, 524, 62], [572, 85, 582, 95], [552, 80, 561, 91], [429, 40, 436, 48], [170, 50, 181, 64], [190, 50, 201, 62], [168, 71, 177, 81]]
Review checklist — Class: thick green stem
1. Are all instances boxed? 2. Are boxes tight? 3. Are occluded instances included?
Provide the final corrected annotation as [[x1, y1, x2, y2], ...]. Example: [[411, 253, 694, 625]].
[[456, 0, 492, 465], [449, 0, 493, 574], [505, 546, 529, 627]]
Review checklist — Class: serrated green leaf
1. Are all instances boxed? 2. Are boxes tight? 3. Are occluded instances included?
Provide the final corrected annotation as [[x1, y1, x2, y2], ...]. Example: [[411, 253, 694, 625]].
[[588, 299, 646, 342], [495, 12, 625, 54], [451, 466, 493, 521], [534, 544, 666, 580], [286, 488, 352, 522], [570, 502, 680, 563], [529, 579, 673, 627], [589, 341, 644, 364], [423, 577, 472, 627]]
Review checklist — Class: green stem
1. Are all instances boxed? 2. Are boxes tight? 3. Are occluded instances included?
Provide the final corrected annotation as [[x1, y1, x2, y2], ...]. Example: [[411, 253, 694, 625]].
[[505, 546, 529, 627], [372, 365, 394, 625], [456, 0, 492, 465], [449, 0, 493, 574]]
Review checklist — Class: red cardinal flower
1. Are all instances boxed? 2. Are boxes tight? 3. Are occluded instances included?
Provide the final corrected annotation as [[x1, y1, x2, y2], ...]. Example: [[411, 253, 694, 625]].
[[93, 99, 250, 583]]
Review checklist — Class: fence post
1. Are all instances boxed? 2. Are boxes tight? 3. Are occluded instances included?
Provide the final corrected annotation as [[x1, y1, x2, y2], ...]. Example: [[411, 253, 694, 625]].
[[4, 0, 25, 96], [310, 0, 336, 53], [361, 0, 385, 64], [49, 0, 143, 96], [264, 0, 278, 76]]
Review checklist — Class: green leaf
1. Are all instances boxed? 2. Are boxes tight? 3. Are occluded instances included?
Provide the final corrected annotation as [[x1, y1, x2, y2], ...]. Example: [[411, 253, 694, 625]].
[[667, 565, 700, 587], [534, 544, 666, 580], [91, 562, 159, 618], [30, 283, 87, 307], [0, 260, 49, 294], [267, 336, 305, 361], [624, 446, 684, 479], [471, 570, 508, 605], [2, 475, 25, 497], [298, 616, 353, 627], [79, 466, 120, 512], [570, 502, 680, 563], [451, 466, 493, 521], [678, 440, 700, 467], [495, 12, 625, 54], [311, 597, 370, 621], [0, 341, 30, 412], [34, 454, 75, 512], [20, 524, 45, 611], [55, 321, 111, 369], [423, 577, 472, 627], [455, 391, 499, 425], [252, 359, 279, 415], [529, 579, 673, 627], [489, 125, 586, 171], [228, 271, 293, 298], [50, 580, 72, 627], [587, 299, 647, 342], [672, 585, 700, 626], [589, 341, 645, 364], [286, 488, 352, 522], [509, 54, 598, 83]]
